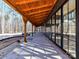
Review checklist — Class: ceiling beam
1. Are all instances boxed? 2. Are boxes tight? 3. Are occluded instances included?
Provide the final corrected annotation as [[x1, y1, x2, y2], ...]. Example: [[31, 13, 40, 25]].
[[29, 11, 50, 16], [20, 4, 53, 12], [30, 13, 48, 17], [15, 0, 39, 5], [30, 17, 47, 21], [30, 15, 48, 19], [15, 0, 55, 6], [23, 9, 51, 16]]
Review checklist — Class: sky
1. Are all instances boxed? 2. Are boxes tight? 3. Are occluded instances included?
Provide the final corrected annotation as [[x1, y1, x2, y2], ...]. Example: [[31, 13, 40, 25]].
[[0, 0, 10, 13]]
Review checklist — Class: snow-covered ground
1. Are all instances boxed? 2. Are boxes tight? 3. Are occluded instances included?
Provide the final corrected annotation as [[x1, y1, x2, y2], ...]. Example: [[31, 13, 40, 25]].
[[0, 33, 22, 40]]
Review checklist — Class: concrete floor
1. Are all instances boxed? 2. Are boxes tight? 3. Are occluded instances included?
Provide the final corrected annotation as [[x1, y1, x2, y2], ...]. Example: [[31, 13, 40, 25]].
[[2, 33, 71, 59]]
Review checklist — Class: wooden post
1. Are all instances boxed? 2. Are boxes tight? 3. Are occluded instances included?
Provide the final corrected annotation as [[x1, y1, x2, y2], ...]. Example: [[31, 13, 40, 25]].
[[24, 22, 27, 43], [32, 25, 33, 36], [23, 16, 27, 43]]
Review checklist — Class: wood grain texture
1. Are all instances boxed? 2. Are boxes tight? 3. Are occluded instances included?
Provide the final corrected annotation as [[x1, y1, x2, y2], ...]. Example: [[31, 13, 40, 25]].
[[4, 0, 57, 26]]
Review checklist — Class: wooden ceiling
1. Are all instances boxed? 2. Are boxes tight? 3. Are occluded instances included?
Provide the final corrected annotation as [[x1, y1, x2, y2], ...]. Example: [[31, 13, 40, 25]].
[[4, 0, 57, 26]]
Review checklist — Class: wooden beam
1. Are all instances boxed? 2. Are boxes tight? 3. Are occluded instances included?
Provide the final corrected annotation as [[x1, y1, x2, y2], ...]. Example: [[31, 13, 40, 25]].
[[30, 17, 46, 21], [15, 0, 55, 6], [29, 11, 50, 16], [30, 15, 48, 19], [30, 12, 49, 17], [23, 16, 28, 23], [20, 4, 53, 12], [23, 9, 51, 16], [30, 18, 46, 25], [15, 0, 39, 5]]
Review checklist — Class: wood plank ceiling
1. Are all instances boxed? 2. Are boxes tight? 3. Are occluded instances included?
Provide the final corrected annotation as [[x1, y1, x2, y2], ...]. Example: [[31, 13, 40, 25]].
[[4, 0, 57, 26]]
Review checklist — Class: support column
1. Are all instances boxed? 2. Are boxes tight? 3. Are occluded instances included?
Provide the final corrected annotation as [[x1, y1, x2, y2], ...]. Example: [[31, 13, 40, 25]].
[[23, 16, 27, 43], [32, 25, 33, 36], [24, 22, 27, 43]]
